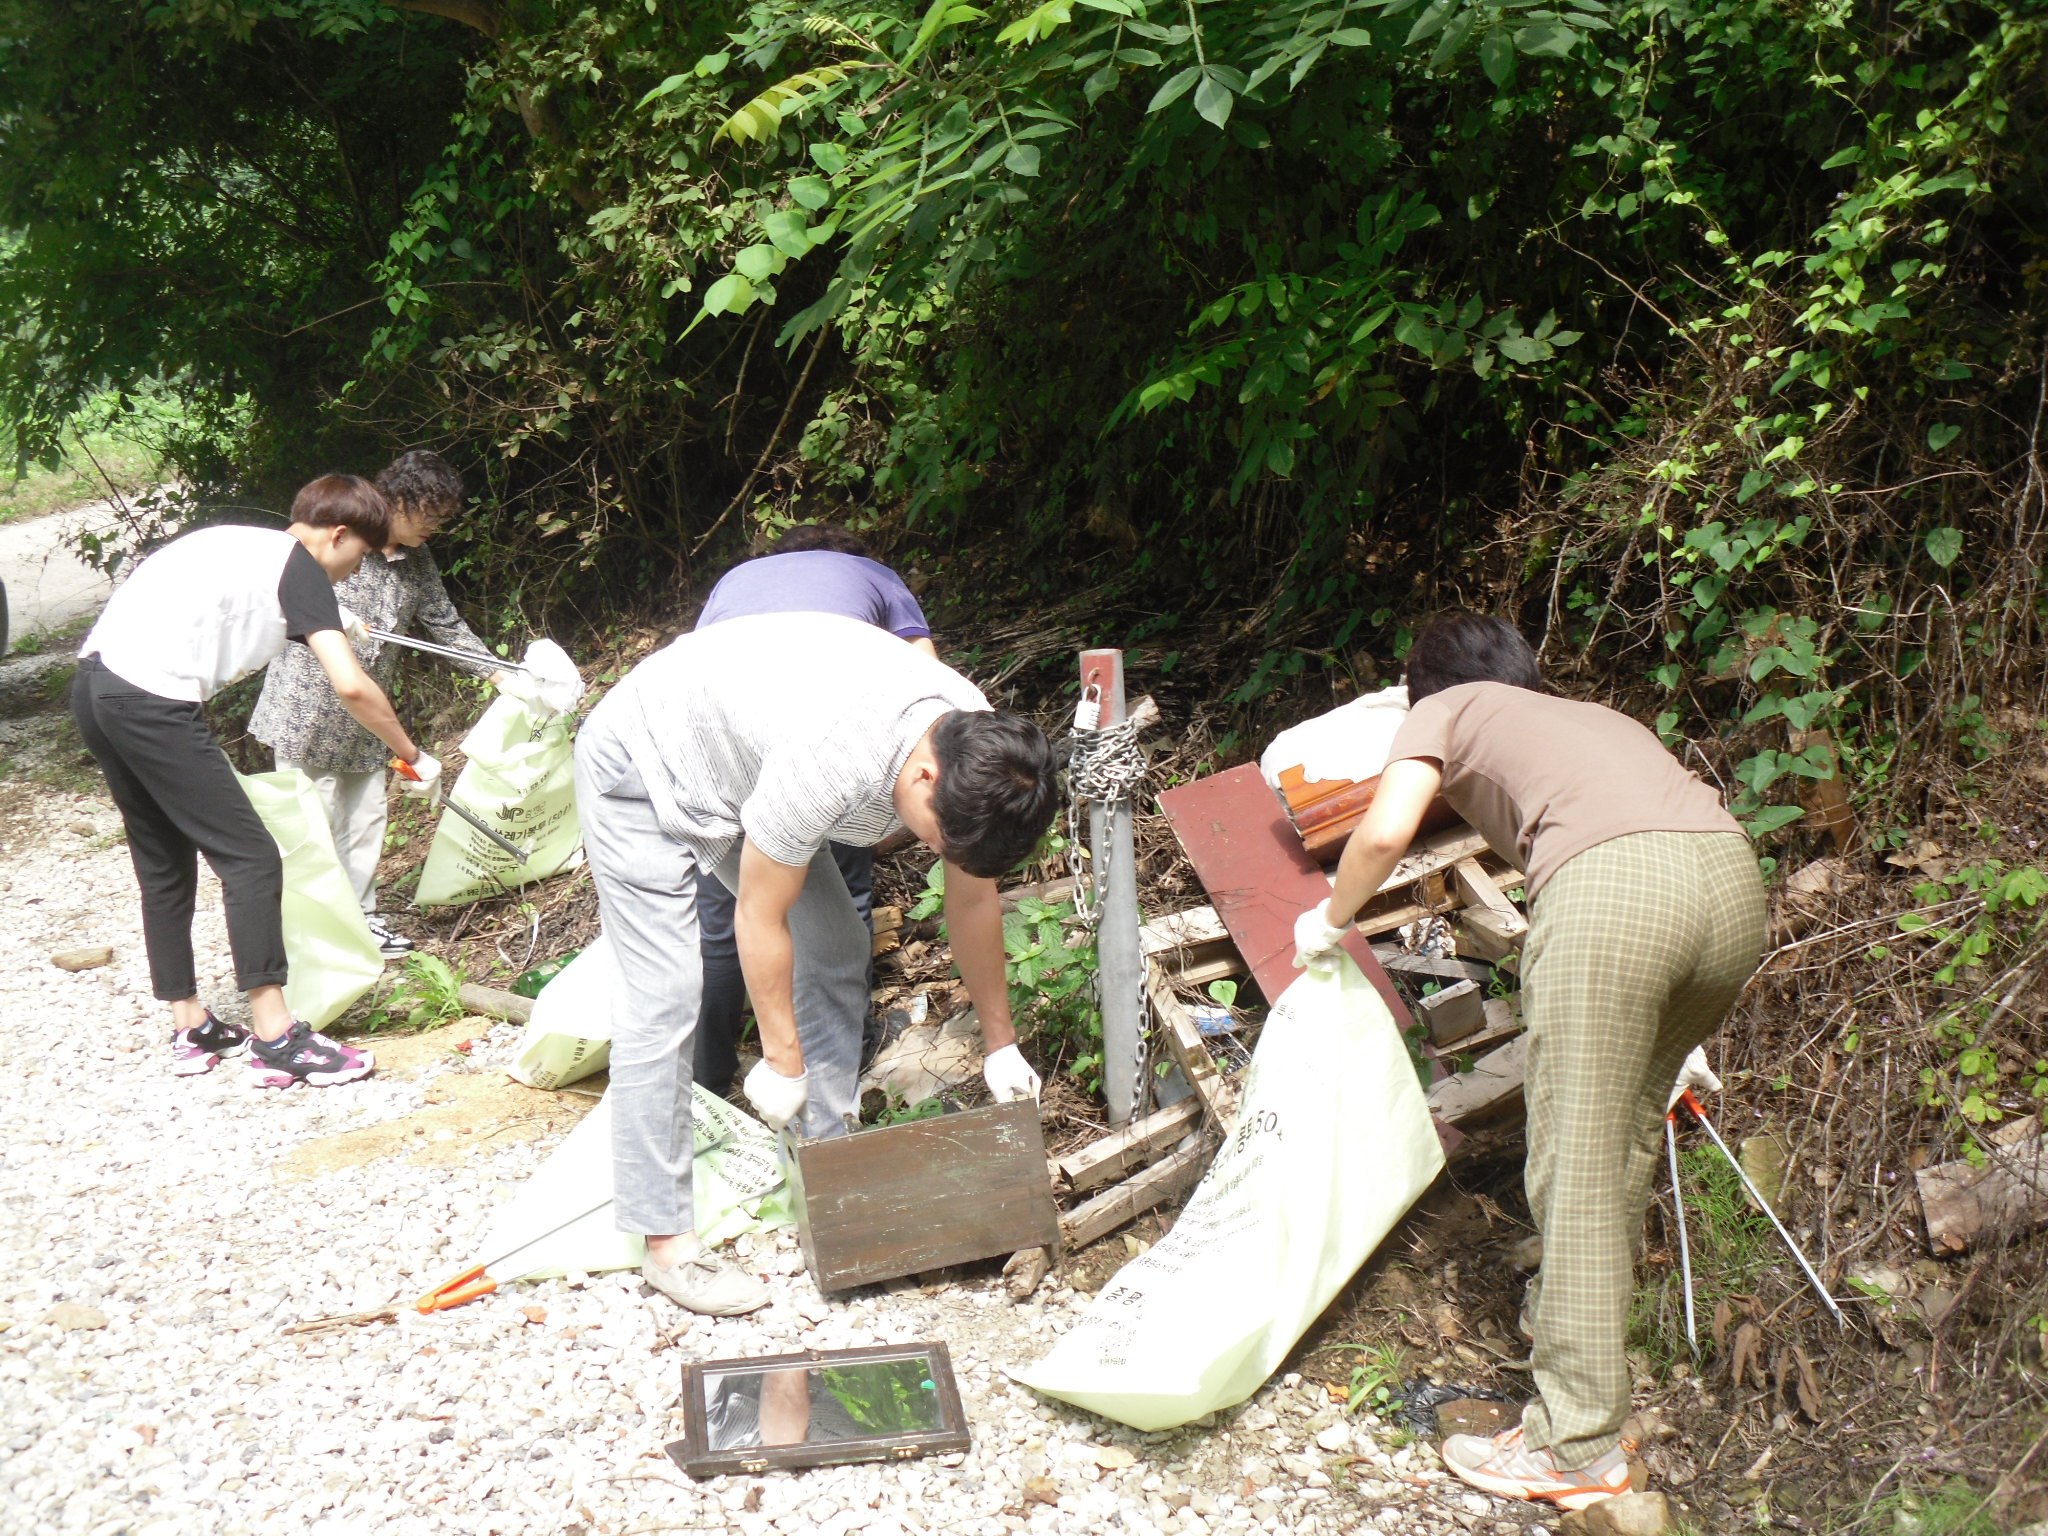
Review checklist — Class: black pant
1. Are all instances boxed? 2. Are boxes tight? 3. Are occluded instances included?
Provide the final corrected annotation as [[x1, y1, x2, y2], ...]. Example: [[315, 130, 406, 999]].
[[71, 656, 287, 1001], [692, 842, 876, 1095]]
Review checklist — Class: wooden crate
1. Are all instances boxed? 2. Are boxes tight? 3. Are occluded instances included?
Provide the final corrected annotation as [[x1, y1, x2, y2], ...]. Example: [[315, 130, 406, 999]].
[[789, 1100, 1061, 1293]]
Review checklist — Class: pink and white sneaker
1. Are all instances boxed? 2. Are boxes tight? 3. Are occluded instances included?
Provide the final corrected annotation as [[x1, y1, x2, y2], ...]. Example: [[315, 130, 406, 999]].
[[247, 1022, 375, 1088], [171, 1010, 250, 1077]]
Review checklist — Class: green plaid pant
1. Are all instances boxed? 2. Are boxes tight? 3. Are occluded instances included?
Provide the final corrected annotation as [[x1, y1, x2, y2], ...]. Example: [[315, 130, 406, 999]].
[[1518, 830, 1765, 1466]]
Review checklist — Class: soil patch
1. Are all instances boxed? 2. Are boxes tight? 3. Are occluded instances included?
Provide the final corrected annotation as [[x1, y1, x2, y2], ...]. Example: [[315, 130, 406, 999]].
[[275, 1018, 596, 1181]]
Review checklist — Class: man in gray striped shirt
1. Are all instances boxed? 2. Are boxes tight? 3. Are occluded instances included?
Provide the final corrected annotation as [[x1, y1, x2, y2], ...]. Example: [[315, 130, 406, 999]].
[[574, 612, 1060, 1315]]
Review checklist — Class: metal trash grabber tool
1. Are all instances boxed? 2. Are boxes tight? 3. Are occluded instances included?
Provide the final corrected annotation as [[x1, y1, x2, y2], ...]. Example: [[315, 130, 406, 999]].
[[389, 755, 531, 864], [1666, 1110, 1699, 1354], [366, 626, 536, 673], [415, 1194, 618, 1313], [1678, 1088, 1847, 1329]]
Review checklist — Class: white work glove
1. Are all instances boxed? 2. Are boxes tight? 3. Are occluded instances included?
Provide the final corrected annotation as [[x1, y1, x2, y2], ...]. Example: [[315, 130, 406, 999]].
[[492, 667, 553, 719], [743, 1058, 810, 1133], [522, 639, 585, 718], [335, 605, 371, 645], [983, 1043, 1043, 1103], [398, 750, 442, 800], [1292, 901, 1349, 973], [1667, 1045, 1722, 1112]]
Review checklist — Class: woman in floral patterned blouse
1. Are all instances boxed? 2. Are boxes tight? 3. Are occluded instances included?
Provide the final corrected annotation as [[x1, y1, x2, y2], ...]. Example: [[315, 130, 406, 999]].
[[251, 450, 508, 957]]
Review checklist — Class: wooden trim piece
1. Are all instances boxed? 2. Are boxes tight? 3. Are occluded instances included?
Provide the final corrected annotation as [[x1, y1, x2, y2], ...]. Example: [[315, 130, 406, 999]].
[[1060, 1140, 1213, 1249], [1057, 1098, 1204, 1195], [1139, 905, 1230, 956], [1453, 858, 1529, 936], [1425, 1034, 1530, 1128], [1146, 962, 1240, 1134]]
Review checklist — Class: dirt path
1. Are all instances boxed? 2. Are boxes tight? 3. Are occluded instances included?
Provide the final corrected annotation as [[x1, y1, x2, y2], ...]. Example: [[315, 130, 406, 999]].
[[0, 500, 123, 648]]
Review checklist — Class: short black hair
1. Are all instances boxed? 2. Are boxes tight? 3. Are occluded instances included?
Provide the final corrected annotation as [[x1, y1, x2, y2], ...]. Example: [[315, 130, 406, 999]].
[[291, 473, 392, 548], [930, 711, 1060, 878], [1404, 612, 1543, 702], [376, 449, 464, 516], [768, 523, 870, 558]]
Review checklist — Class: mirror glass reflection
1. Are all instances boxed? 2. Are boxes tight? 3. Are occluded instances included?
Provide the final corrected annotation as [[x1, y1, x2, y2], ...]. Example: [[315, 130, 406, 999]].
[[702, 1356, 945, 1450]]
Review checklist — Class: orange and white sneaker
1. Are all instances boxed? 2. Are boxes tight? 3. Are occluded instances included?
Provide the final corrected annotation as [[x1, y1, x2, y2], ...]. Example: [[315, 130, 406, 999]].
[[1441, 1425, 1630, 1510]]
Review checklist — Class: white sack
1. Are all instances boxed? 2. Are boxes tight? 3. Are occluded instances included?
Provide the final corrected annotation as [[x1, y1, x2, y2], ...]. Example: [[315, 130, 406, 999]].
[[1259, 683, 1410, 791], [481, 1086, 794, 1281], [507, 934, 616, 1090], [1010, 953, 1444, 1430]]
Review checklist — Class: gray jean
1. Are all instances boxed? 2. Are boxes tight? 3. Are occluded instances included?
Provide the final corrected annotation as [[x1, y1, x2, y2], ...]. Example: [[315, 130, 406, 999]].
[[574, 721, 872, 1236]]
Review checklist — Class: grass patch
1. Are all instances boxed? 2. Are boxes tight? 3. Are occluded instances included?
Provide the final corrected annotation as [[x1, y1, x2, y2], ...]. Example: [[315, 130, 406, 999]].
[[1864, 1480, 2006, 1536], [0, 426, 161, 527], [1631, 1143, 1777, 1365]]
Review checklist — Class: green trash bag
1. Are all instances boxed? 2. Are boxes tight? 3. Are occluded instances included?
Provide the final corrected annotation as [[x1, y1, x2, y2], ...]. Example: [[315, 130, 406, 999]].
[[1010, 953, 1446, 1430], [415, 692, 581, 907], [237, 769, 386, 1029]]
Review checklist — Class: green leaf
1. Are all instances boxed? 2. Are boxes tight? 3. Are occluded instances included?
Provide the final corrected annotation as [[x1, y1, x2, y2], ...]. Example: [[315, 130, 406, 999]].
[[1744, 805, 1806, 836], [700, 272, 755, 317], [733, 244, 785, 280], [1005, 141, 1042, 176], [1514, 20, 1578, 56], [1147, 66, 1200, 113], [1928, 422, 1960, 452], [1329, 26, 1375, 45], [1925, 527, 1963, 568], [1193, 70, 1235, 128], [637, 73, 691, 109], [789, 176, 834, 210], [1497, 334, 1550, 364], [761, 210, 812, 258], [810, 143, 850, 175], [1406, 0, 1456, 45], [1821, 145, 1862, 169], [1083, 64, 1120, 103], [1479, 26, 1514, 85]]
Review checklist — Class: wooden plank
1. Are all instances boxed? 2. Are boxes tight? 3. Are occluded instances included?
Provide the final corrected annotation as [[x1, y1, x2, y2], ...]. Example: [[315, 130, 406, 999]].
[[1453, 858, 1529, 935], [1058, 1098, 1204, 1194], [789, 1100, 1060, 1293], [1060, 1140, 1213, 1250], [1156, 764, 1414, 1027], [1425, 1034, 1531, 1128], [1415, 979, 1485, 1045], [1916, 1134, 2048, 1255], [458, 983, 533, 1024], [1375, 949, 1495, 987], [1139, 905, 1230, 956], [1146, 963, 1239, 1135]]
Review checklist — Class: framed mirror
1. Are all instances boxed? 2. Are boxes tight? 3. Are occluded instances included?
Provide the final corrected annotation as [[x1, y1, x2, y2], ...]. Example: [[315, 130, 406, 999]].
[[668, 1342, 970, 1479]]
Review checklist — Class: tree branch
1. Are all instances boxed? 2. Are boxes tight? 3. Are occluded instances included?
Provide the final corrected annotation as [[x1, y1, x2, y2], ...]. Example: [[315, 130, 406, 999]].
[[383, 0, 501, 38]]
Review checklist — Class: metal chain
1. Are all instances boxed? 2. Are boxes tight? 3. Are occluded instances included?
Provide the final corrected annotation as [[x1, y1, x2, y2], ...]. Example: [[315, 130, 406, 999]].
[[1065, 700, 1153, 1122]]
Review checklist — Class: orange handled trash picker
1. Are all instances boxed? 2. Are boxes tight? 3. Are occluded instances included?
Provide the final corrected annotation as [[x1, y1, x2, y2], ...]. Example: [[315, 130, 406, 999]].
[[389, 755, 531, 864], [415, 1195, 616, 1313]]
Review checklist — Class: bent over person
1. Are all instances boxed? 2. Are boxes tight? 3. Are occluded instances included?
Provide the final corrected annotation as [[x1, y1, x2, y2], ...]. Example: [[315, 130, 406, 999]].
[[252, 450, 506, 959], [73, 477, 443, 1088], [690, 523, 938, 1095], [575, 613, 1059, 1315], [1293, 613, 1764, 1511]]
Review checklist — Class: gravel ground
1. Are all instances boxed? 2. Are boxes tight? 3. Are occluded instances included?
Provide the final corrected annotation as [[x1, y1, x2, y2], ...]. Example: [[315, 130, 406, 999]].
[[0, 732, 1555, 1536]]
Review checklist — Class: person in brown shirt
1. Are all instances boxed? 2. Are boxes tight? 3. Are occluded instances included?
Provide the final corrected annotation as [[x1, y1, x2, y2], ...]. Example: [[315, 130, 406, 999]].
[[1293, 612, 1765, 1513]]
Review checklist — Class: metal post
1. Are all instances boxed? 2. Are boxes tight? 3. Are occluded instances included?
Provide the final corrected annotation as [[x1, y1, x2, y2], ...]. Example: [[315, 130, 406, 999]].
[[1082, 648, 1142, 1126]]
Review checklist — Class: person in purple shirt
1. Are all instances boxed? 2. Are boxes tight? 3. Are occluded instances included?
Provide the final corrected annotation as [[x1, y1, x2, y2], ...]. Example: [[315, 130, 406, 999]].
[[692, 525, 936, 1094]]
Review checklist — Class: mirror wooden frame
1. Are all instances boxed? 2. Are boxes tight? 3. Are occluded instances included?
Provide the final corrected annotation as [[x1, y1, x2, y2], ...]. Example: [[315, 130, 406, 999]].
[[668, 1341, 971, 1479]]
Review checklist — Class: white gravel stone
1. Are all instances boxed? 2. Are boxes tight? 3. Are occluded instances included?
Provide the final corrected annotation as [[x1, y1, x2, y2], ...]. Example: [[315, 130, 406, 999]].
[[0, 734, 1461, 1535]]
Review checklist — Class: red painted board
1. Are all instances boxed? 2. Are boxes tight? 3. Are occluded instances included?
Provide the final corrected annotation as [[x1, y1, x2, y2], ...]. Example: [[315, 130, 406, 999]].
[[1158, 764, 1412, 1029]]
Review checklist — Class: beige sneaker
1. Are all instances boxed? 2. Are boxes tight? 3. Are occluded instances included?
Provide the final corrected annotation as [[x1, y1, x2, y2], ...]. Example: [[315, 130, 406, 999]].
[[1441, 1425, 1631, 1510], [640, 1244, 770, 1315]]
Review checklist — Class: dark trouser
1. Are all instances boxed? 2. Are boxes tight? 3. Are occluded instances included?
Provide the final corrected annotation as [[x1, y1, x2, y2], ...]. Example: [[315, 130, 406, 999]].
[[692, 843, 876, 1096], [70, 656, 287, 1001]]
